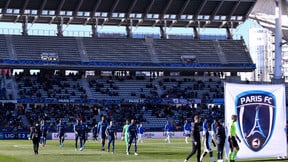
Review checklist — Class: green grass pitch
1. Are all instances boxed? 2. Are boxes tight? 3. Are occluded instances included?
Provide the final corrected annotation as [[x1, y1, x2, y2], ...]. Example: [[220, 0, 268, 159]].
[[0, 139, 286, 162]]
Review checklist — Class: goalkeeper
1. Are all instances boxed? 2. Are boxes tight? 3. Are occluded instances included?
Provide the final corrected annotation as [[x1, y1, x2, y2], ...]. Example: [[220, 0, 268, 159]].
[[122, 119, 130, 153]]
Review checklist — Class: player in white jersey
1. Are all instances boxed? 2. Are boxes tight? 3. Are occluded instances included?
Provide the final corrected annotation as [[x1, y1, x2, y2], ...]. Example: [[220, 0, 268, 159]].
[[183, 120, 191, 144]]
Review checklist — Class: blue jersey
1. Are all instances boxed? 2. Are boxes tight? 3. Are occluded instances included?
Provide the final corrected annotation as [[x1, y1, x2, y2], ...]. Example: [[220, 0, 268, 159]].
[[97, 120, 108, 135], [40, 124, 48, 136], [137, 126, 144, 134], [203, 121, 208, 132], [57, 123, 65, 134], [74, 123, 82, 135], [80, 123, 87, 137], [164, 123, 172, 132], [211, 122, 217, 133], [106, 125, 117, 138], [73, 124, 80, 134], [128, 124, 137, 137], [184, 122, 191, 131], [92, 126, 97, 134]]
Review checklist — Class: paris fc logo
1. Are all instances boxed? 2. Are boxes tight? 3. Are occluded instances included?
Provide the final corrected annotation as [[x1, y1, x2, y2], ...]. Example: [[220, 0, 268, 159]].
[[236, 91, 276, 152]]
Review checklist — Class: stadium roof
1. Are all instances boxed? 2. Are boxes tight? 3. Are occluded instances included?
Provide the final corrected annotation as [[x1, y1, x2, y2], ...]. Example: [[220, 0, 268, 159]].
[[249, 0, 288, 42], [0, 0, 256, 28]]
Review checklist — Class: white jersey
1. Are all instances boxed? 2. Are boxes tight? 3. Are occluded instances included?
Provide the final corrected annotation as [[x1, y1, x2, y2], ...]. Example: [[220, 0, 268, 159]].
[[203, 131, 214, 152]]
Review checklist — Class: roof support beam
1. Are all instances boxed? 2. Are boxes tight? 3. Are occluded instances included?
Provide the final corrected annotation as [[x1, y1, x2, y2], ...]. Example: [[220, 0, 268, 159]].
[[74, 0, 84, 17], [136, 19, 143, 27], [211, 0, 224, 21], [14, 15, 20, 23], [67, 17, 73, 25], [3, 0, 11, 14], [145, 0, 155, 18], [226, 27, 232, 39], [49, 16, 56, 24], [84, 17, 90, 25], [22, 16, 28, 35], [152, 19, 160, 27], [160, 24, 167, 39], [126, 21, 132, 38], [14, 15, 21, 23], [32, 15, 38, 24], [219, 21, 227, 28], [91, 18, 98, 38], [38, 0, 47, 15], [56, 0, 66, 16], [109, 0, 120, 18], [101, 18, 108, 26], [117, 18, 125, 26], [21, 0, 30, 15], [228, 0, 241, 21], [57, 16, 64, 37], [203, 20, 211, 28], [177, 0, 190, 19], [161, 0, 173, 19], [194, 0, 208, 21], [126, 0, 138, 18], [91, 0, 102, 18], [169, 20, 177, 28], [185, 20, 193, 27], [193, 26, 199, 39]]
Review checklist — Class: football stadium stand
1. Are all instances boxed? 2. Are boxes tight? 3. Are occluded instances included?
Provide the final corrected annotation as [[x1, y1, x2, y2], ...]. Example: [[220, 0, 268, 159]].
[[0, 35, 252, 64], [2, 72, 227, 132], [0, 0, 260, 136]]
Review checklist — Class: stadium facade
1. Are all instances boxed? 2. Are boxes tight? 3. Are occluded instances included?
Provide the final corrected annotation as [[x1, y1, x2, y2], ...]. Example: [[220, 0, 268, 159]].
[[246, 27, 274, 82], [241, 27, 288, 82], [247, 0, 288, 82]]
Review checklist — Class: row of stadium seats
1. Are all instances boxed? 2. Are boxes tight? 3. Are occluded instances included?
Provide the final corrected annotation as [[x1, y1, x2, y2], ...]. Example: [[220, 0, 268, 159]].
[[14, 73, 224, 103], [218, 40, 251, 63], [16, 72, 87, 101], [0, 35, 252, 64], [0, 72, 226, 132]]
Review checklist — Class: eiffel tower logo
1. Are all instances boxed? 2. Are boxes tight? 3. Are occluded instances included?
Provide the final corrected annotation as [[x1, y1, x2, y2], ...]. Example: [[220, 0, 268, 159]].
[[246, 105, 266, 138], [237, 92, 276, 152]]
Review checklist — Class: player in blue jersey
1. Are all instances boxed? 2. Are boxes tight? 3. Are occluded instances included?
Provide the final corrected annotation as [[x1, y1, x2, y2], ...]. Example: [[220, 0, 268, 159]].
[[203, 118, 208, 136], [200, 123, 216, 162], [184, 119, 191, 144], [40, 119, 48, 147], [211, 119, 217, 139], [127, 119, 138, 155], [105, 120, 117, 153], [97, 116, 109, 151], [92, 123, 98, 142], [74, 119, 81, 151], [164, 121, 172, 143], [137, 123, 144, 143], [80, 120, 88, 149], [57, 119, 65, 147]]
